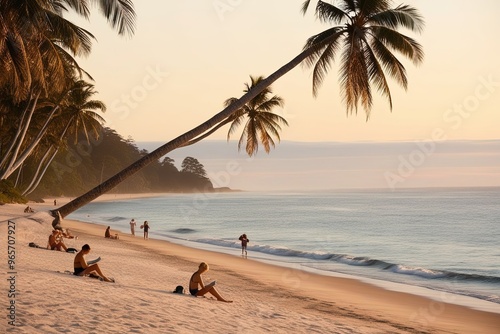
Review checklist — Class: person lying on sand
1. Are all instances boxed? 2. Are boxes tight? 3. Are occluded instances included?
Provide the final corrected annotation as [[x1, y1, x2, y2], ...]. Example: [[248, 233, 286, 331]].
[[189, 262, 232, 303], [73, 244, 113, 282], [47, 230, 68, 251]]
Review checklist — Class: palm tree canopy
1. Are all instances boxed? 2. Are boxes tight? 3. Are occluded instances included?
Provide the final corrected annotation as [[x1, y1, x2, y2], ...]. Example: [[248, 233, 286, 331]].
[[0, 0, 136, 101], [302, 0, 424, 117], [224, 75, 288, 156]]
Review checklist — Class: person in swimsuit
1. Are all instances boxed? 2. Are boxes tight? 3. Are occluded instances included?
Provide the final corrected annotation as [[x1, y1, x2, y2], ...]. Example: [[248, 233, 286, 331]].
[[105, 226, 119, 239], [47, 229, 68, 251], [189, 262, 232, 303], [73, 244, 113, 282], [143, 221, 150, 240]]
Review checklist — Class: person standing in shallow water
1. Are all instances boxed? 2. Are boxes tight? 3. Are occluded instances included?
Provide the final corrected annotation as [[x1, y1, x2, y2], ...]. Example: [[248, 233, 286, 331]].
[[239, 234, 249, 257], [129, 219, 136, 236], [143, 221, 150, 240]]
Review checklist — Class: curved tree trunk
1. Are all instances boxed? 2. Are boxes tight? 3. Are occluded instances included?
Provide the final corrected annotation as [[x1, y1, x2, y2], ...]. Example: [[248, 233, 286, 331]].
[[3, 104, 60, 180], [23, 115, 73, 195], [55, 47, 318, 218], [22, 145, 54, 196], [0, 91, 39, 176]]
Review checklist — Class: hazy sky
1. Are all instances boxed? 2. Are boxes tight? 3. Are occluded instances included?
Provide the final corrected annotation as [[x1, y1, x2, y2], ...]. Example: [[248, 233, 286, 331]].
[[69, 0, 500, 143], [139, 140, 500, 191]]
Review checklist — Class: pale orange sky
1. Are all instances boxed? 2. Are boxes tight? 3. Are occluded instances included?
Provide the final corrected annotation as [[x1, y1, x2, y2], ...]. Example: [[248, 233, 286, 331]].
[[69, 0, 500, 144]]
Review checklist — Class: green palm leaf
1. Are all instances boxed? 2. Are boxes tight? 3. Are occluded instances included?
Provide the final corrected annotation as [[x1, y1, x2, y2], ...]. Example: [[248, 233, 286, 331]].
[[302, 0, 424, 115], [225, 76, 287, 156]]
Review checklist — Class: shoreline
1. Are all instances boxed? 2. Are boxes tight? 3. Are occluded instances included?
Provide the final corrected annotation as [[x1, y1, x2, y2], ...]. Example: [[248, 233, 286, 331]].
[[1, 196, 499, 333]]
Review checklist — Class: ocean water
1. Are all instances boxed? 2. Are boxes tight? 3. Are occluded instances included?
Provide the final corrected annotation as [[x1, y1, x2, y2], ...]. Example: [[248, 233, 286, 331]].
[[68, 187, 500, 313]]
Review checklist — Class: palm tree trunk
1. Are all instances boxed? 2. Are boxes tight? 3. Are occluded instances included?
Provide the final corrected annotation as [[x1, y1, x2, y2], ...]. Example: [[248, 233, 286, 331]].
[[0, 91, 37, 172], [55, 46, 319, 217], [0, 92, 40, 179], [23, 115, 73, 195], [23, 146, 58, 196], [21, 145, 53, 195], [3, 104, 60, 180], [181, 118, 233, 147]]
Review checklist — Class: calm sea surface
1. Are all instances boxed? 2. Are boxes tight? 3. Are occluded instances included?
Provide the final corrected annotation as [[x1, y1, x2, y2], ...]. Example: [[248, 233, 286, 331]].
[[68, 187, 500, 313]]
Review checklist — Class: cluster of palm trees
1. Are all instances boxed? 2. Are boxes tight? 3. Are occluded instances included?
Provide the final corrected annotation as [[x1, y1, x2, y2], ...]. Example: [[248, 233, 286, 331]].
[[1, 1, 424, 216], [0, 0, 135, 195]]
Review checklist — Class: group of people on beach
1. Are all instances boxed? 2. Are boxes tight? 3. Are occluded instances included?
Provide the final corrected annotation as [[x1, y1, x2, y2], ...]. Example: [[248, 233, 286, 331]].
[[102, 219, 151, 240], [45, 223, 113, 282], [70, 241, 233, 300], [46, 210, 247, 302], [129, 218, 150, 239]]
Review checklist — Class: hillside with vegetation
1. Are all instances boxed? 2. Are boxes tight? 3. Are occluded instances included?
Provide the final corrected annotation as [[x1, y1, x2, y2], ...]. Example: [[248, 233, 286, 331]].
[[4, 128, 220, 202]]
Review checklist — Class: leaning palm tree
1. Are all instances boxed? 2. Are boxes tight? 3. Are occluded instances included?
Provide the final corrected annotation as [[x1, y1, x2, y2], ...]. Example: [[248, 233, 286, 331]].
[[21, 80, 106, 195], [0, 0, 136, 102], [56, 0, 424, 217], [225, 76, 287, 156], [0, 0, 135, 181], [182, 75, 287, 156]]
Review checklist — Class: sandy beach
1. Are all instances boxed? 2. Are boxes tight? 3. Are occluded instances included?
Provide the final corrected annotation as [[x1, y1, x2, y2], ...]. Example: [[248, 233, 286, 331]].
[[1, 195, 499, 333]]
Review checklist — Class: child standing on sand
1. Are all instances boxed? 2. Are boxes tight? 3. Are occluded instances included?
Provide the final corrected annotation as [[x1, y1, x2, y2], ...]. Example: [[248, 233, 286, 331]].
[[239, 234, 249, 256]]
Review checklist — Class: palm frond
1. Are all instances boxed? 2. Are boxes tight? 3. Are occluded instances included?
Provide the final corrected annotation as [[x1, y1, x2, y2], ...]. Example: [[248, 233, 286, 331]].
[[303, 26, 344, 69], [256, 96, 285, 112], [315, 1, 348, 24], [371, 36, 408, 89], [371, 26, 424, 65], [82, 101, 107, 114], [61, 0, 91, 18], [3, 32, 31, 100], [339, 37, 372, 114], [340, 0, 356, 13], [45, 11, 95, 56], [301, 0, 312, 15], [370, 4, 425, 33], [356, 0, 391, 17], [310, 38, 342, 97], [94, 0, 136, 36], [364, 43, 393, 113]]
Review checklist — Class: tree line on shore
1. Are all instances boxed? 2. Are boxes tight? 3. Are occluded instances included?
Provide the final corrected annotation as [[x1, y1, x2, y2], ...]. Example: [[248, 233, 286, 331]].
[[0, 127, 214, 203]]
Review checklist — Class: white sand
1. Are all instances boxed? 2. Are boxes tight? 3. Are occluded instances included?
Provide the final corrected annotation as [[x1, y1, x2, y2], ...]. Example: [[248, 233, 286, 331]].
[[1, 196, 499, 333]]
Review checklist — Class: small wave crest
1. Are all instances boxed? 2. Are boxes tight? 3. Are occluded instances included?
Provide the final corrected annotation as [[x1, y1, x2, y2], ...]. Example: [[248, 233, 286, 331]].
[[187, 238, 500, 285], [387, 264, 447, 279], [171, 228, 196, 234], [106, 216, 127, 222]]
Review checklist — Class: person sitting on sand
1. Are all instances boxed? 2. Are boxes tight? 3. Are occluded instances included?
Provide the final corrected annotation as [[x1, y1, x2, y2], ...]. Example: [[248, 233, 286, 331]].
[[189, 262, 232, 303], [73, 244, 113, 282], [24, 206, 34, 213], [105, 226, 119, 239], [47, 229, 68, 251]]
